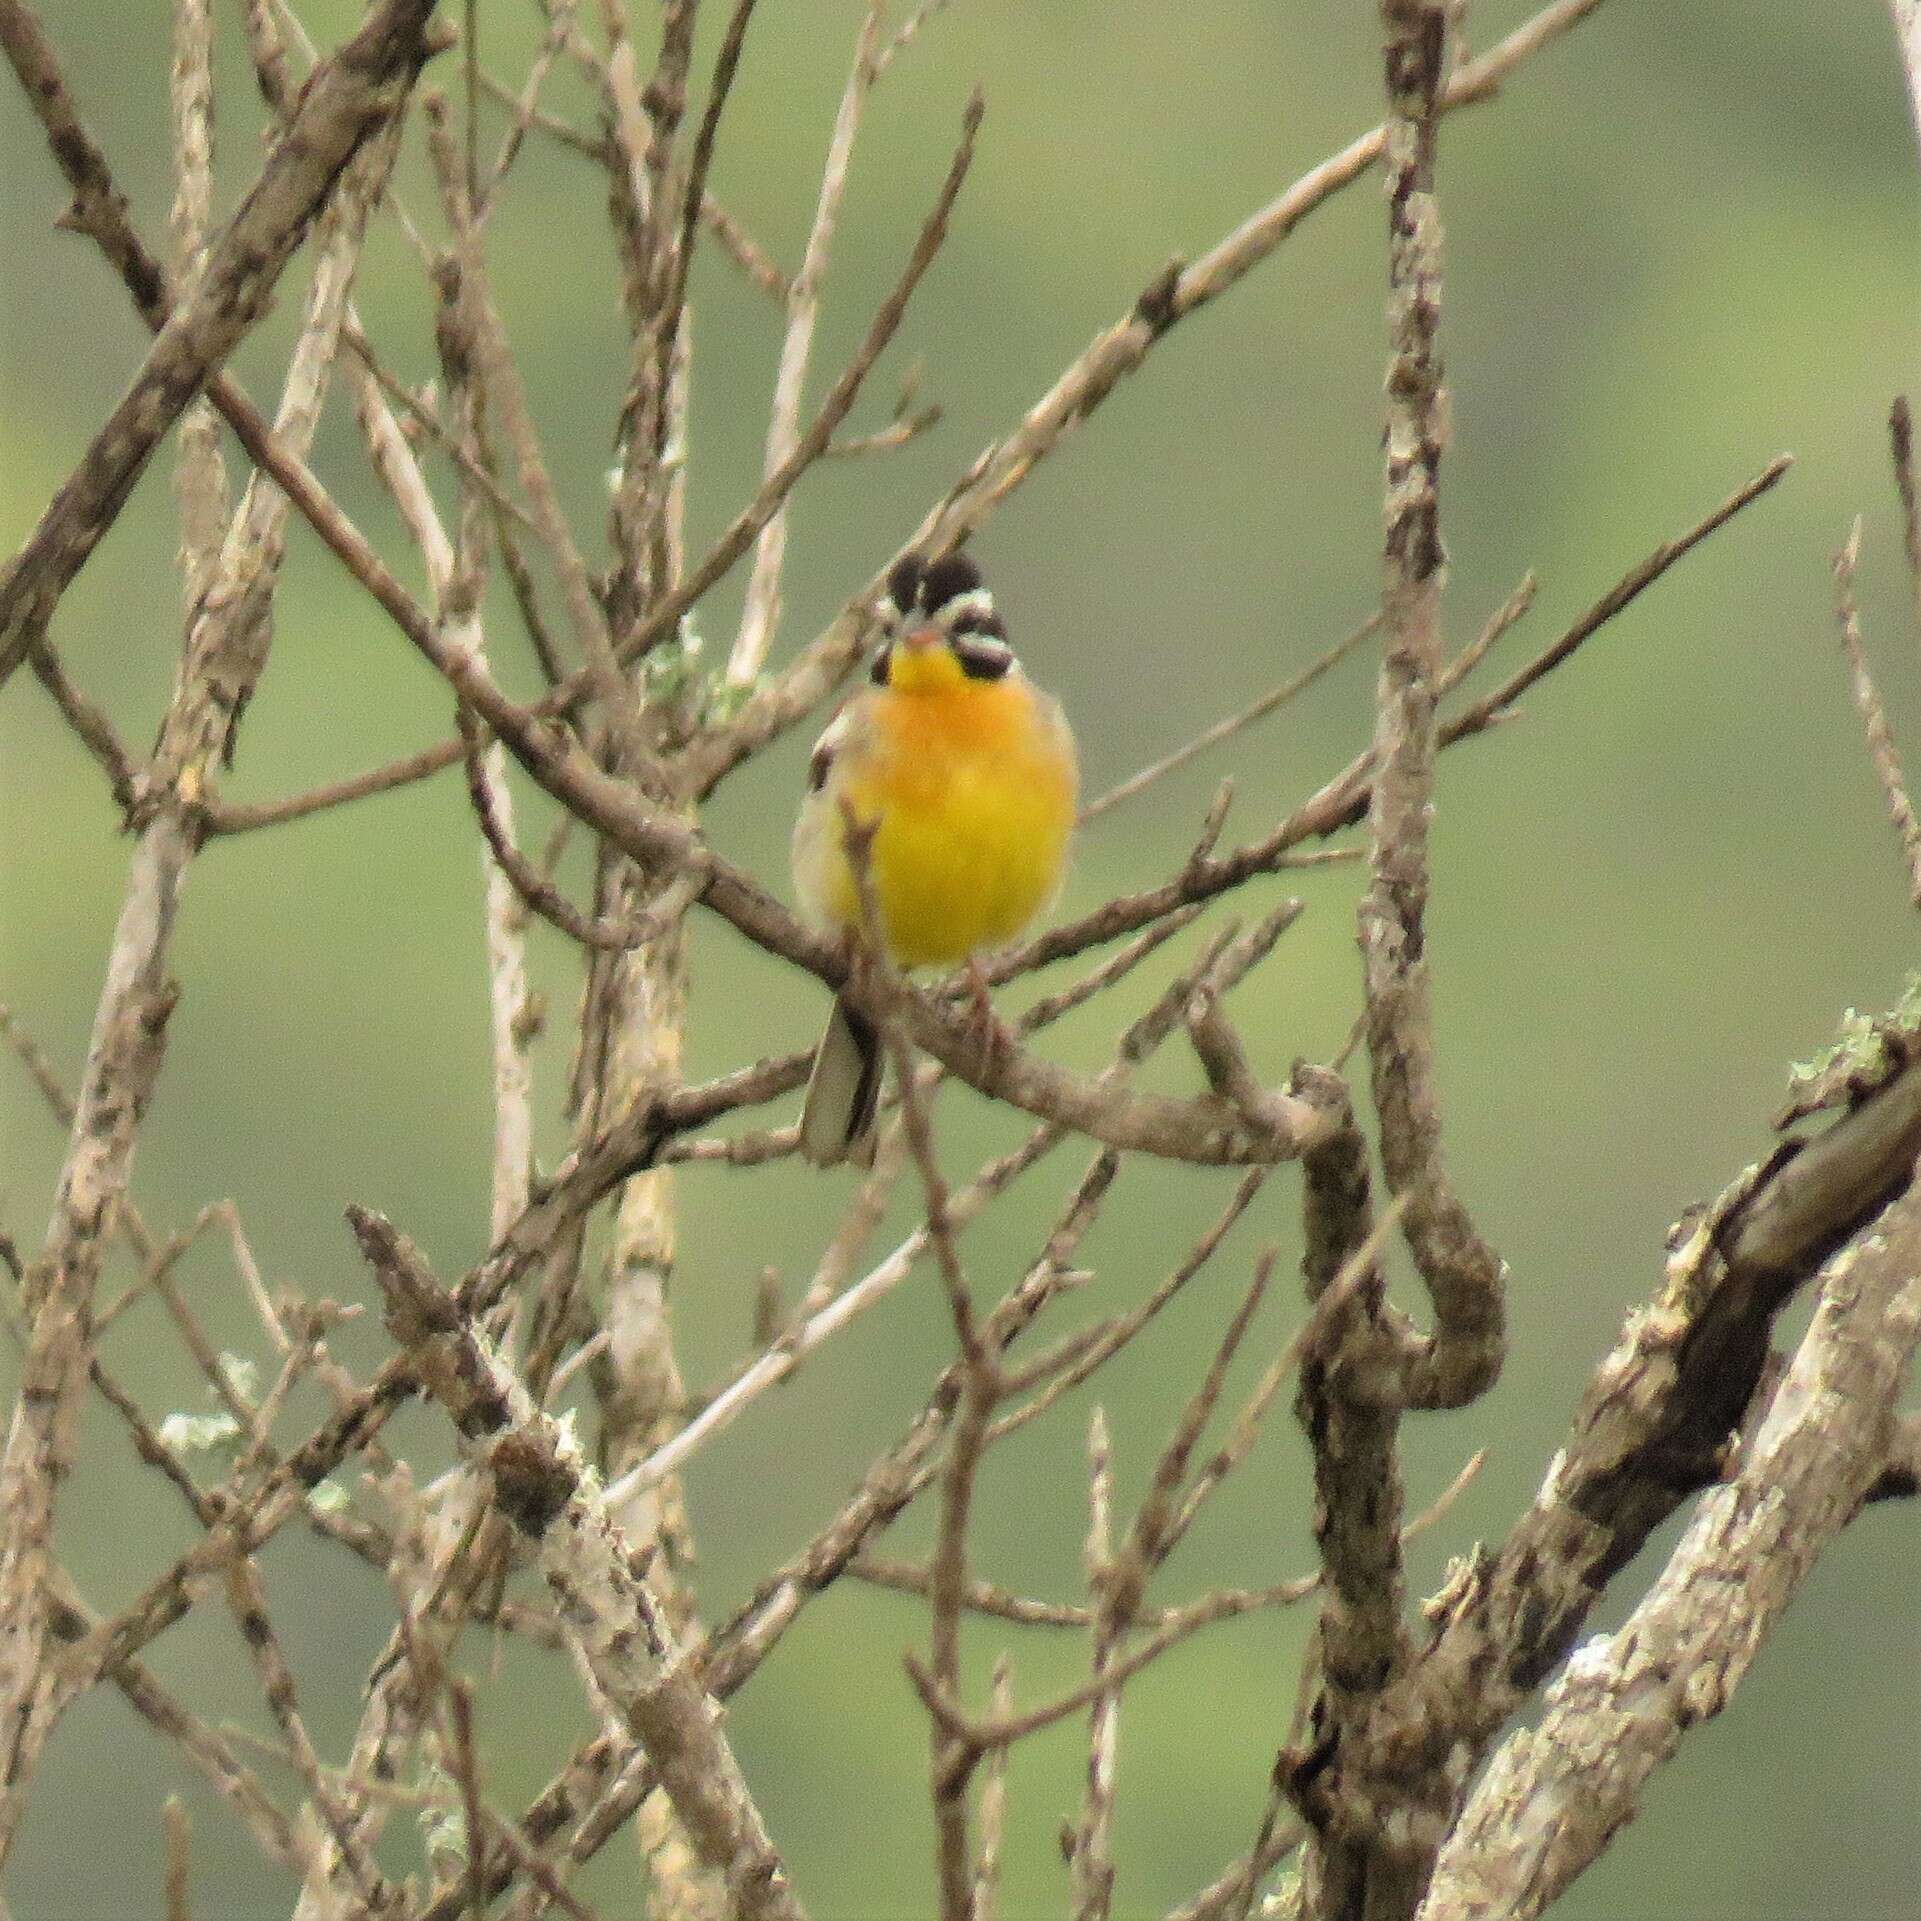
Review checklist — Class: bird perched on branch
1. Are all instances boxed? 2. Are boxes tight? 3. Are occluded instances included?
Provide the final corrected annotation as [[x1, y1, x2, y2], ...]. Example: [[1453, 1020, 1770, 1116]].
[[792, 552, 1079, 1166]]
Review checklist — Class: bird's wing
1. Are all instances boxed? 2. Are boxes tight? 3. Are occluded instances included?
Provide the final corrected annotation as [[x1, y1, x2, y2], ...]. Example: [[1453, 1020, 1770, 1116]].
[[792, 697, 869, 931]]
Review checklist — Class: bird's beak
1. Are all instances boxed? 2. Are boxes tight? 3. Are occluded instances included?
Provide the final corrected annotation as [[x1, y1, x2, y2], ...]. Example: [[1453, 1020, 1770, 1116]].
[[900, 622, 942, 652]]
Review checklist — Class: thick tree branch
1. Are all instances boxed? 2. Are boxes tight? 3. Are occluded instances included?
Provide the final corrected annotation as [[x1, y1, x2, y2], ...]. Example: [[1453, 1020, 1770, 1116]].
[[1289, 1077, 1411, 1836], [1360, 0, 1504, 1421], [1418, 1178, 1921, 1921], [1320, 1044, 1921, 1899]]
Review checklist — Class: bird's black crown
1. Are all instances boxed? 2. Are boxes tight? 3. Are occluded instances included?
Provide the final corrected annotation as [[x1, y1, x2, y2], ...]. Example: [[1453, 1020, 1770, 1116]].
[[885, 551, 984, 619]]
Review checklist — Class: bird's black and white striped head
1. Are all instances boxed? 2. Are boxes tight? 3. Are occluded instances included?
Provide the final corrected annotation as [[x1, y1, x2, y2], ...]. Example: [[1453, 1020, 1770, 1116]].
[[872, 552, 1017, 687]]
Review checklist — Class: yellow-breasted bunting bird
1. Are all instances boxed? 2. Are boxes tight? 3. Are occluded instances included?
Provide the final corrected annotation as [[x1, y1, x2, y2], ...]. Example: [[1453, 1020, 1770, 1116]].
[[792, 553, 1079, 1166]]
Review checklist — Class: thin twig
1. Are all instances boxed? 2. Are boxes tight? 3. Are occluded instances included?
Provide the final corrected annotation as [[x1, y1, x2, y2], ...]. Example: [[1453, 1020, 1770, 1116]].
[[992, 460, 1790, 995], [1889, 396, 1921, 643], [456, 706, 674, 950], [653, 0, 762, 464], [728, 0, 887, 689], [209, 738, 467, 833], [163, 1795, 193, 1921], [1832, 517, 1921, 906], [605, 905, 1239, 1506], [219, 1547, 394, 1909], [614, 87, 987, 680], [908, 1213, 1400, 1760], [1442, 456, 1793, 744], [479, 0, 576, 203], [422, 97, 644, 767], [971, 1657, 1013, 1921], [1070, 1407, 1120, 1921], [990, 1168, 1270, 1441], [25, 643, 140, 810], [1082, 614, 1379, 823]]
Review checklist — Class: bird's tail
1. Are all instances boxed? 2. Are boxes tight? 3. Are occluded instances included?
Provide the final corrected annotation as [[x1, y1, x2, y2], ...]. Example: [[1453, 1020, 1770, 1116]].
[[798, 995, 884, 1168]]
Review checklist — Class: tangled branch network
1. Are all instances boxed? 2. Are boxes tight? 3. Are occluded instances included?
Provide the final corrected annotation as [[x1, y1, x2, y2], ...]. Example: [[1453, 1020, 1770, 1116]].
[[1, 3, 1917, 1920]]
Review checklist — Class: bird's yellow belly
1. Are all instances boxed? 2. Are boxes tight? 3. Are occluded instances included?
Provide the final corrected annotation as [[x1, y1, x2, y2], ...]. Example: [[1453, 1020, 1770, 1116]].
[[821, 690, 1075, 969]]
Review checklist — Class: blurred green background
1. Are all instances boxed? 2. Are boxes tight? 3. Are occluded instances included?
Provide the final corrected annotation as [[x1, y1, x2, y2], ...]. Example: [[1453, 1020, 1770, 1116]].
[[5, 2, 1921, 1915]]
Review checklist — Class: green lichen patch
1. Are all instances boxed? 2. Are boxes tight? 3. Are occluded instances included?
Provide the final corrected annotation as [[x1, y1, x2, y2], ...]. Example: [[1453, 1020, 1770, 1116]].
[[1777, 973, 1921, 1128]]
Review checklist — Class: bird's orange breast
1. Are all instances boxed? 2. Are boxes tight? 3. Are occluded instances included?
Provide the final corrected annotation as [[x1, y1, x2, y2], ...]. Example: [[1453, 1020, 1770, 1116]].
[[827, 674, 1076, 969]]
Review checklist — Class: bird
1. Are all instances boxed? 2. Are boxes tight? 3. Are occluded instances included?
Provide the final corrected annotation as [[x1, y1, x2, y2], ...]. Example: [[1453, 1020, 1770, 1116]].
[[792, 552, 1079, 1166]]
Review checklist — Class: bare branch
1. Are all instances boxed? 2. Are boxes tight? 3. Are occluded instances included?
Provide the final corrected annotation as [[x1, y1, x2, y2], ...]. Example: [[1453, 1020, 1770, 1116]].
[[353, 1210, 810, 1921], [183, 2, 1609, 841], [1888, 395, 1921, 637], [993, 457, 1791, 995], [0, 0, 447, 687], [1317, 1042, 1921, 1894], [456, 705, 676, 951], [163, 1795, 192, 1921], [209, 737, 467, 833], [1439, 456, 1792, 748], [1069, 1408, 1119, 1921], [423, 96, 642, 763], [728, 1, 886, 689], [682, 0, 1613, 797], [1888, 0, 1921, 170], [0, 154, 421, 1823], [991, 1166, 1270, 1444], [1831, 516, 1921, 906], [614, 87, 986, 681], [972, 1658, 1013, 1921], [26, 643, 139, 810], [168, 0, 226, 607], [219, 1546, 396, 1910], [0, 0, 461, 803], [1419, 1179, 1921, 1921], [45, 1579, 303, 1877], [1357, 0, 1505, 1418], [1082, 615, 1379, 826]]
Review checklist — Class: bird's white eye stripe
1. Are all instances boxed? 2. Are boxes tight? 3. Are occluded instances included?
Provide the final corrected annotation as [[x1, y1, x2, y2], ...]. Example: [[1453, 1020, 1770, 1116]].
[[938, 587, 997, 625]]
